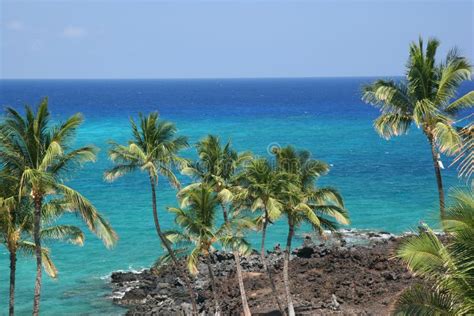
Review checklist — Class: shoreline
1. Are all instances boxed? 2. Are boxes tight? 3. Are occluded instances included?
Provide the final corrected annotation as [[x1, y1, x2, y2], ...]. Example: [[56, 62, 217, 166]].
[[109, 230, 422, 315]]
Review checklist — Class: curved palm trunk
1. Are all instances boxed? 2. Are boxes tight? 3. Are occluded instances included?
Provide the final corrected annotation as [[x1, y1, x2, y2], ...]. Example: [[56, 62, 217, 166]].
[[220, 203, 251, 316], [32, 195, 42, 316], [149, 176, 198, 315], [284, 219, 295, 316], [206, 255, 220, 315], [260, 210, 286, 316], [9, 249, 16, 316], [427, 135, 446, 219]]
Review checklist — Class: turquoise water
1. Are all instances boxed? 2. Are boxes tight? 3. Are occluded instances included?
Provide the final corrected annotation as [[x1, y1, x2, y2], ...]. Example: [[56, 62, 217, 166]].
[[0, 78, 472, 315]]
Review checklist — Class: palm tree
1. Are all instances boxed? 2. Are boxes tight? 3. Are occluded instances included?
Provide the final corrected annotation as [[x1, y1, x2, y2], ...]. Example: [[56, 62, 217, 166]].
[[362, 38, 474, 218], [159, 185, 253, 314], [238, 157, 289, 315], [104, 112, 198, 314], [0, 173, 97, 316], [0, 174, 26, 316], [395, 190, 474, 315], [0, 195, 57, 316], [274, 146, 349, 316], [180, 135, 253, 316], [0, 98, 118, 315]]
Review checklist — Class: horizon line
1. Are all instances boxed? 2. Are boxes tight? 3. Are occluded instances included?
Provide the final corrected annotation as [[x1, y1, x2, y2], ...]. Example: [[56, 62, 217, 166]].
[[0, 74, 404, 81]]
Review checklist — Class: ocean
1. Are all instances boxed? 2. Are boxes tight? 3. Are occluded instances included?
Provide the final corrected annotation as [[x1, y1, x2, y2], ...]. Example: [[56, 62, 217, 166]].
[[0, 78, 472, 315]]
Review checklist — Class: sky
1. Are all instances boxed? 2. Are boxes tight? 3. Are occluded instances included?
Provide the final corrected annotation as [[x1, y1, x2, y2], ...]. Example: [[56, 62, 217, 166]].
[[0, 0, 473, 79]]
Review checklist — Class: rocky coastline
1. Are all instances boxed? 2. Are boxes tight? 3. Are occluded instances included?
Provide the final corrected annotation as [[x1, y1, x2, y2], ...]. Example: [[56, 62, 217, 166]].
[[109, 230, 420, 315]]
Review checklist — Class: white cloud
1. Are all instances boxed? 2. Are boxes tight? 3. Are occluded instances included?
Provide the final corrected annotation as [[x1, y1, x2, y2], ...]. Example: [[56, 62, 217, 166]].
[[5, 20, 24, 31], [61, 26, 86, 38]]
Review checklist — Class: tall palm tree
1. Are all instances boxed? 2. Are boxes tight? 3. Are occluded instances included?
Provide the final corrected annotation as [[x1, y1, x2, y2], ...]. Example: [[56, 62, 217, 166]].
[[274, 146, 349, 316], [0, 193, 58, 316], [0, 98, 117, 315], [395, 190, 474, 315], [0, 193, 87, 316], [362, 38, 474, 218], [0, 174, 27, 316], [237, 157, 290, 315], [104, 112, 198, 314], [180, 135, 253, 316], [159, 185, 253, 315]]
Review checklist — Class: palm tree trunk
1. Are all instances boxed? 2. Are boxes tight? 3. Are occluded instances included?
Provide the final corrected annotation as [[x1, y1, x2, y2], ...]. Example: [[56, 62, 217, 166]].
[[427, 135, 446, 219], [149, 176, 198, 315], [260, 209, 286, 316], [284, 218, 295, 316], [234, 251, 251, 316], [220, 203, 251, 316], [32, 194, 42, 316], [206, 256, 220, 315], [9, 249, 16, 316]]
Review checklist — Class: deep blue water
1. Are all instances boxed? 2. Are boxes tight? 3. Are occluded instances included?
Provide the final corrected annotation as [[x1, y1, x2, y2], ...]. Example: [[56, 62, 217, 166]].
[[0, 78, 472, 315]]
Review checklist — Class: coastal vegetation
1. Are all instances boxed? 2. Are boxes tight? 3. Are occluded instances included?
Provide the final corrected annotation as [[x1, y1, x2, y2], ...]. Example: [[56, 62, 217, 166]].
[[362, 38, 473, 218], [0, 188, 92, 316], [0, 37, 472, 315], [0, 98, 117, 315], [0, 177, 57, 316], [362, 37, 474, 315], [395, 190, 474, 315], [179, 135, 254, 315], [237, 157, 290, 315], [161, 184, 253, 314], [273, 146, 349, 315], [104, 112, 198, 314]]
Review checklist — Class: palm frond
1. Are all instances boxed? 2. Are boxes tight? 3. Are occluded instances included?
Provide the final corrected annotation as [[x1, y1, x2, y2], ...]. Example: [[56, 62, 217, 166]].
[[311, 187, 345, 208], [58, 184, 118, 248], [433, 121, 462, 155], [314, 205, 350, 225], [394, 284, 456, 316], [39, 141, 63, 171], [266, 197, 282, 221], [187, 247, 201, 275], [41, 225, 85, 246], [50, 146, 98, 176], [104, 163, 139, 182], [18, 241, 58, 278], [220, 235, 252, 256], [442, 190, 474, 232], [373, 113, 412, 139], [436, 47, 473, 108], [413, 99, 438, 126], [397, 227, 448, 278], [445, 91, 474, 114], [50, 113, 83, 145], [362, 80, 413, 114], [450, 122, 473, 183], [158, 164, 180, 189], [396, 191, 474, 315], [295, 202, 321, 228]]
